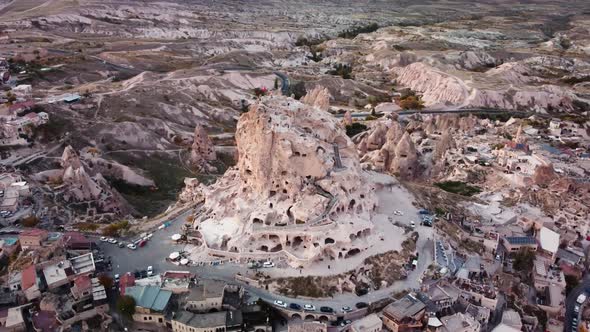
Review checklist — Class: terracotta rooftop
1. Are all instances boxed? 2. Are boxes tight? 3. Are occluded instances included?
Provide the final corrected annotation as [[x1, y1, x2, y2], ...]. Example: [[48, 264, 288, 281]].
[[21, 264, 37, 290], [119, 272, 135, 295], [74, 275, 92, 290], [19, 228, 48, 237]]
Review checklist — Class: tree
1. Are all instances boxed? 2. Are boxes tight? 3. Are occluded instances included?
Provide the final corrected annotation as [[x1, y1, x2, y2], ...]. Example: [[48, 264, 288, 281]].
[[20, 216, 39, 228], [512, 248, 536, 273], [98, 274, 114, 290], [288, 81, 307, 100], [253, 87, 268, 98], [399, 95, 424, 110], [345, 123, 368, 137], [566, 274, 580, 296], [117, 295, 136, 317]]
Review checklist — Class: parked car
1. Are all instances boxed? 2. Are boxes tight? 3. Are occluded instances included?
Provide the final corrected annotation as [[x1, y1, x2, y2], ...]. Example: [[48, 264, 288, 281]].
[[118, 242, 125, 248], [127, 244, 137, 250], [138, 270, 148, 279], [274, 300, 287, 308], [341, 306, 352, 313], [340, 320, 352, 327], [100, 237, 108, 242], [355, 302, 368, 309], [303, 304, 316, 311], [114, 274, 120, 283], [108, 238, 117, 244], [289, 303, 302, 310], [410, 221, 416, 228], [147, 266, 154, 277], [262, 261, 275, 268], [320, 306, 333, 313]]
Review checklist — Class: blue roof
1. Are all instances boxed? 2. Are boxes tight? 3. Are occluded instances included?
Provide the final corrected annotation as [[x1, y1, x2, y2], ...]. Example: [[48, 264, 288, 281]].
[[505, 236, 536, 245], [2, 237, 18, 245], [126, 286, 172, 312]]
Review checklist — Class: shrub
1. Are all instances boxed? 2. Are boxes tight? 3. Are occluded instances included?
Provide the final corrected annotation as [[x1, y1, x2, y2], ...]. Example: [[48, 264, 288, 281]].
[[399, 95, 424, 110], [287, 81, 307, 100], [345, 123, 368, 137], [328, 63, 353, 79], [338, 23, 379, 39], [102, 220, 130, 236], [74, 223, 99, 232], [434, 181, 481, 197]]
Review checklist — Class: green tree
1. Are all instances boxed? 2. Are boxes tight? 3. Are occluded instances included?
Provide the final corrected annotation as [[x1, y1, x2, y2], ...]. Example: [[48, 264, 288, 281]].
[[288, 81, 307, 100], [566, 274, 580, 296], [513, 248, 536, 273], [117, 295, 136, 317]]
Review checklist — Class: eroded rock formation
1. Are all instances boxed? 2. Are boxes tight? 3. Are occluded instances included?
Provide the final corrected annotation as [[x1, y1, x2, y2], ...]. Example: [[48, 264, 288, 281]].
[[183, 94, 378, 267], [190, 124, 217, 172]]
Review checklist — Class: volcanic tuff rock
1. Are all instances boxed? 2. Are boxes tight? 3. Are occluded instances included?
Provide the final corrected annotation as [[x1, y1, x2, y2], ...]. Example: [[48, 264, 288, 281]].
[[186, 94, 377, 265], [33, 146, 135, 216], [301, 86, 332, 112], [190, 124, 217, 172]]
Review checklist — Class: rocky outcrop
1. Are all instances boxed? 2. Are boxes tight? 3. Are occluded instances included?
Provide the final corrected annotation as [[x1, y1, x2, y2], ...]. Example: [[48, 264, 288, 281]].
[[33, 146, 134, 216], [357, 119, 420, 179], [183, 95, 378, 266], [457, 50, 499, 71], [190, 124, 217, 172], [301, 86, 331, 112], [389, 132, 419, 178], [533, 164, 558, 186], [392, 61, 586, 111]]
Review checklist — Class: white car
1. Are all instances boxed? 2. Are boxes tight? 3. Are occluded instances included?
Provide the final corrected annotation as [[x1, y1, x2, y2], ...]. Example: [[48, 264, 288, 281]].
[[303, 304, 316, 311], [262, 261, 275, 268], [100, 237, 108, 242], [146, 233, 153, 240], [341, 306, 352, 313], [114, 274, 120, 282], [410, 221, 416, 228], [127, 244, 137, 250], [108, 238, 117, 244], [274, 300, 287, 308], [147, 266, 154, 276]]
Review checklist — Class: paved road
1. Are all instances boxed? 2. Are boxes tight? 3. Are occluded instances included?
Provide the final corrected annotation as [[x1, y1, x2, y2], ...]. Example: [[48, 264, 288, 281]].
[[273, 71, 290, 95], [334, 108, 537, 118], [565, 275, 590, 332], [99, 207, 433, 314]]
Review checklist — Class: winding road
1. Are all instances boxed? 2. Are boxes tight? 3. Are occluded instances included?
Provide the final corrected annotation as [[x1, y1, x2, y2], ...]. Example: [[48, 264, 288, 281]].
[[99, 205, 433, 316]]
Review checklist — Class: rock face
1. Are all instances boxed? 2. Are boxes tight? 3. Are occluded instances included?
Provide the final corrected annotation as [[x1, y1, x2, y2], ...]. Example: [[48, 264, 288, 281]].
[[190, 124, 217, 172], [392, 62, 585, 111], [533, 164, 558, 186], [357, 119, 419, 179], [389, 132, 419, 178], [301, 86, 331, 112], [33, 146, 140, 217], [187, 94, 377, 267]]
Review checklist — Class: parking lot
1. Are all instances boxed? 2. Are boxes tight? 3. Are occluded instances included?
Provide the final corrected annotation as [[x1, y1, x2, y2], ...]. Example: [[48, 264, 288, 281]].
[[96, 211, 190, 277]]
